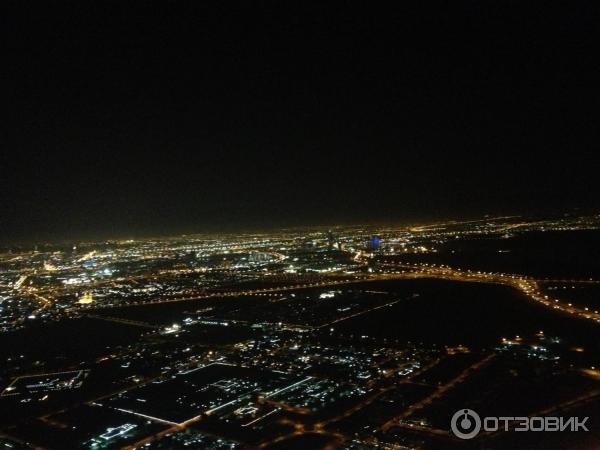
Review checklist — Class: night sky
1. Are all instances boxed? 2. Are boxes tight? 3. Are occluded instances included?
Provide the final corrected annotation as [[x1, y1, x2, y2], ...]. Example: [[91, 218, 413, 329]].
[[3, 2, 598, 242]]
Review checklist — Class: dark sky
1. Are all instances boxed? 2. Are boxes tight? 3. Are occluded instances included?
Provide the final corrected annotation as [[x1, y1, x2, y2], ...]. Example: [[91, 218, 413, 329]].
[[2, 2, 599, 242]]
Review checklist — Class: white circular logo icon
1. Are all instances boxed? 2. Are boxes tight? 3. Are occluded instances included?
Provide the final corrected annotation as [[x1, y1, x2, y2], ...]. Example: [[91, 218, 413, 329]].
[[451, 409, 481, 439]]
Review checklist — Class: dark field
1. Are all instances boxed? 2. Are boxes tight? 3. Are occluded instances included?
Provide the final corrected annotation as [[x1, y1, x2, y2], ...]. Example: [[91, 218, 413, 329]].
[[386, 230, 600, 279], [328, 280, 600, 352]]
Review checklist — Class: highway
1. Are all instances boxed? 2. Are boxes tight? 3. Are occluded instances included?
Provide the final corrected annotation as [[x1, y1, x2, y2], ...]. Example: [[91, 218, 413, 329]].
[[381, 353, 496, 431], [70, 260, 600, 329]]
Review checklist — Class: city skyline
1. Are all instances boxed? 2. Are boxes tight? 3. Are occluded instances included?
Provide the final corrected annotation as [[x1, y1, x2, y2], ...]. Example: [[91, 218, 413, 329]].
[[2, 214, 600, 449]]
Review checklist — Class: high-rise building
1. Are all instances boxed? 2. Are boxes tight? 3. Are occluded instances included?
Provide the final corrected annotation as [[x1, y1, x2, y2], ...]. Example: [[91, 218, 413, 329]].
[[365, 235, 381, 251], [327, 230, 335, 250]]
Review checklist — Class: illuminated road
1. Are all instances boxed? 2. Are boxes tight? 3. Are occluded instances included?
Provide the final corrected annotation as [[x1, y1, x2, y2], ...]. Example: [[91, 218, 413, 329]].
[[70, 260, 600, 330], [381, 353, 496, 431], [255, 358, 443, 449], [374, 261, 600, 324]]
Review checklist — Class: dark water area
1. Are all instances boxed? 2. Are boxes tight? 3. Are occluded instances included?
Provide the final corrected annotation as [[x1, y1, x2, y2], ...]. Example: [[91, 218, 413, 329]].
[[395, 230, 600, 279], [331, 279, 600, 352]]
